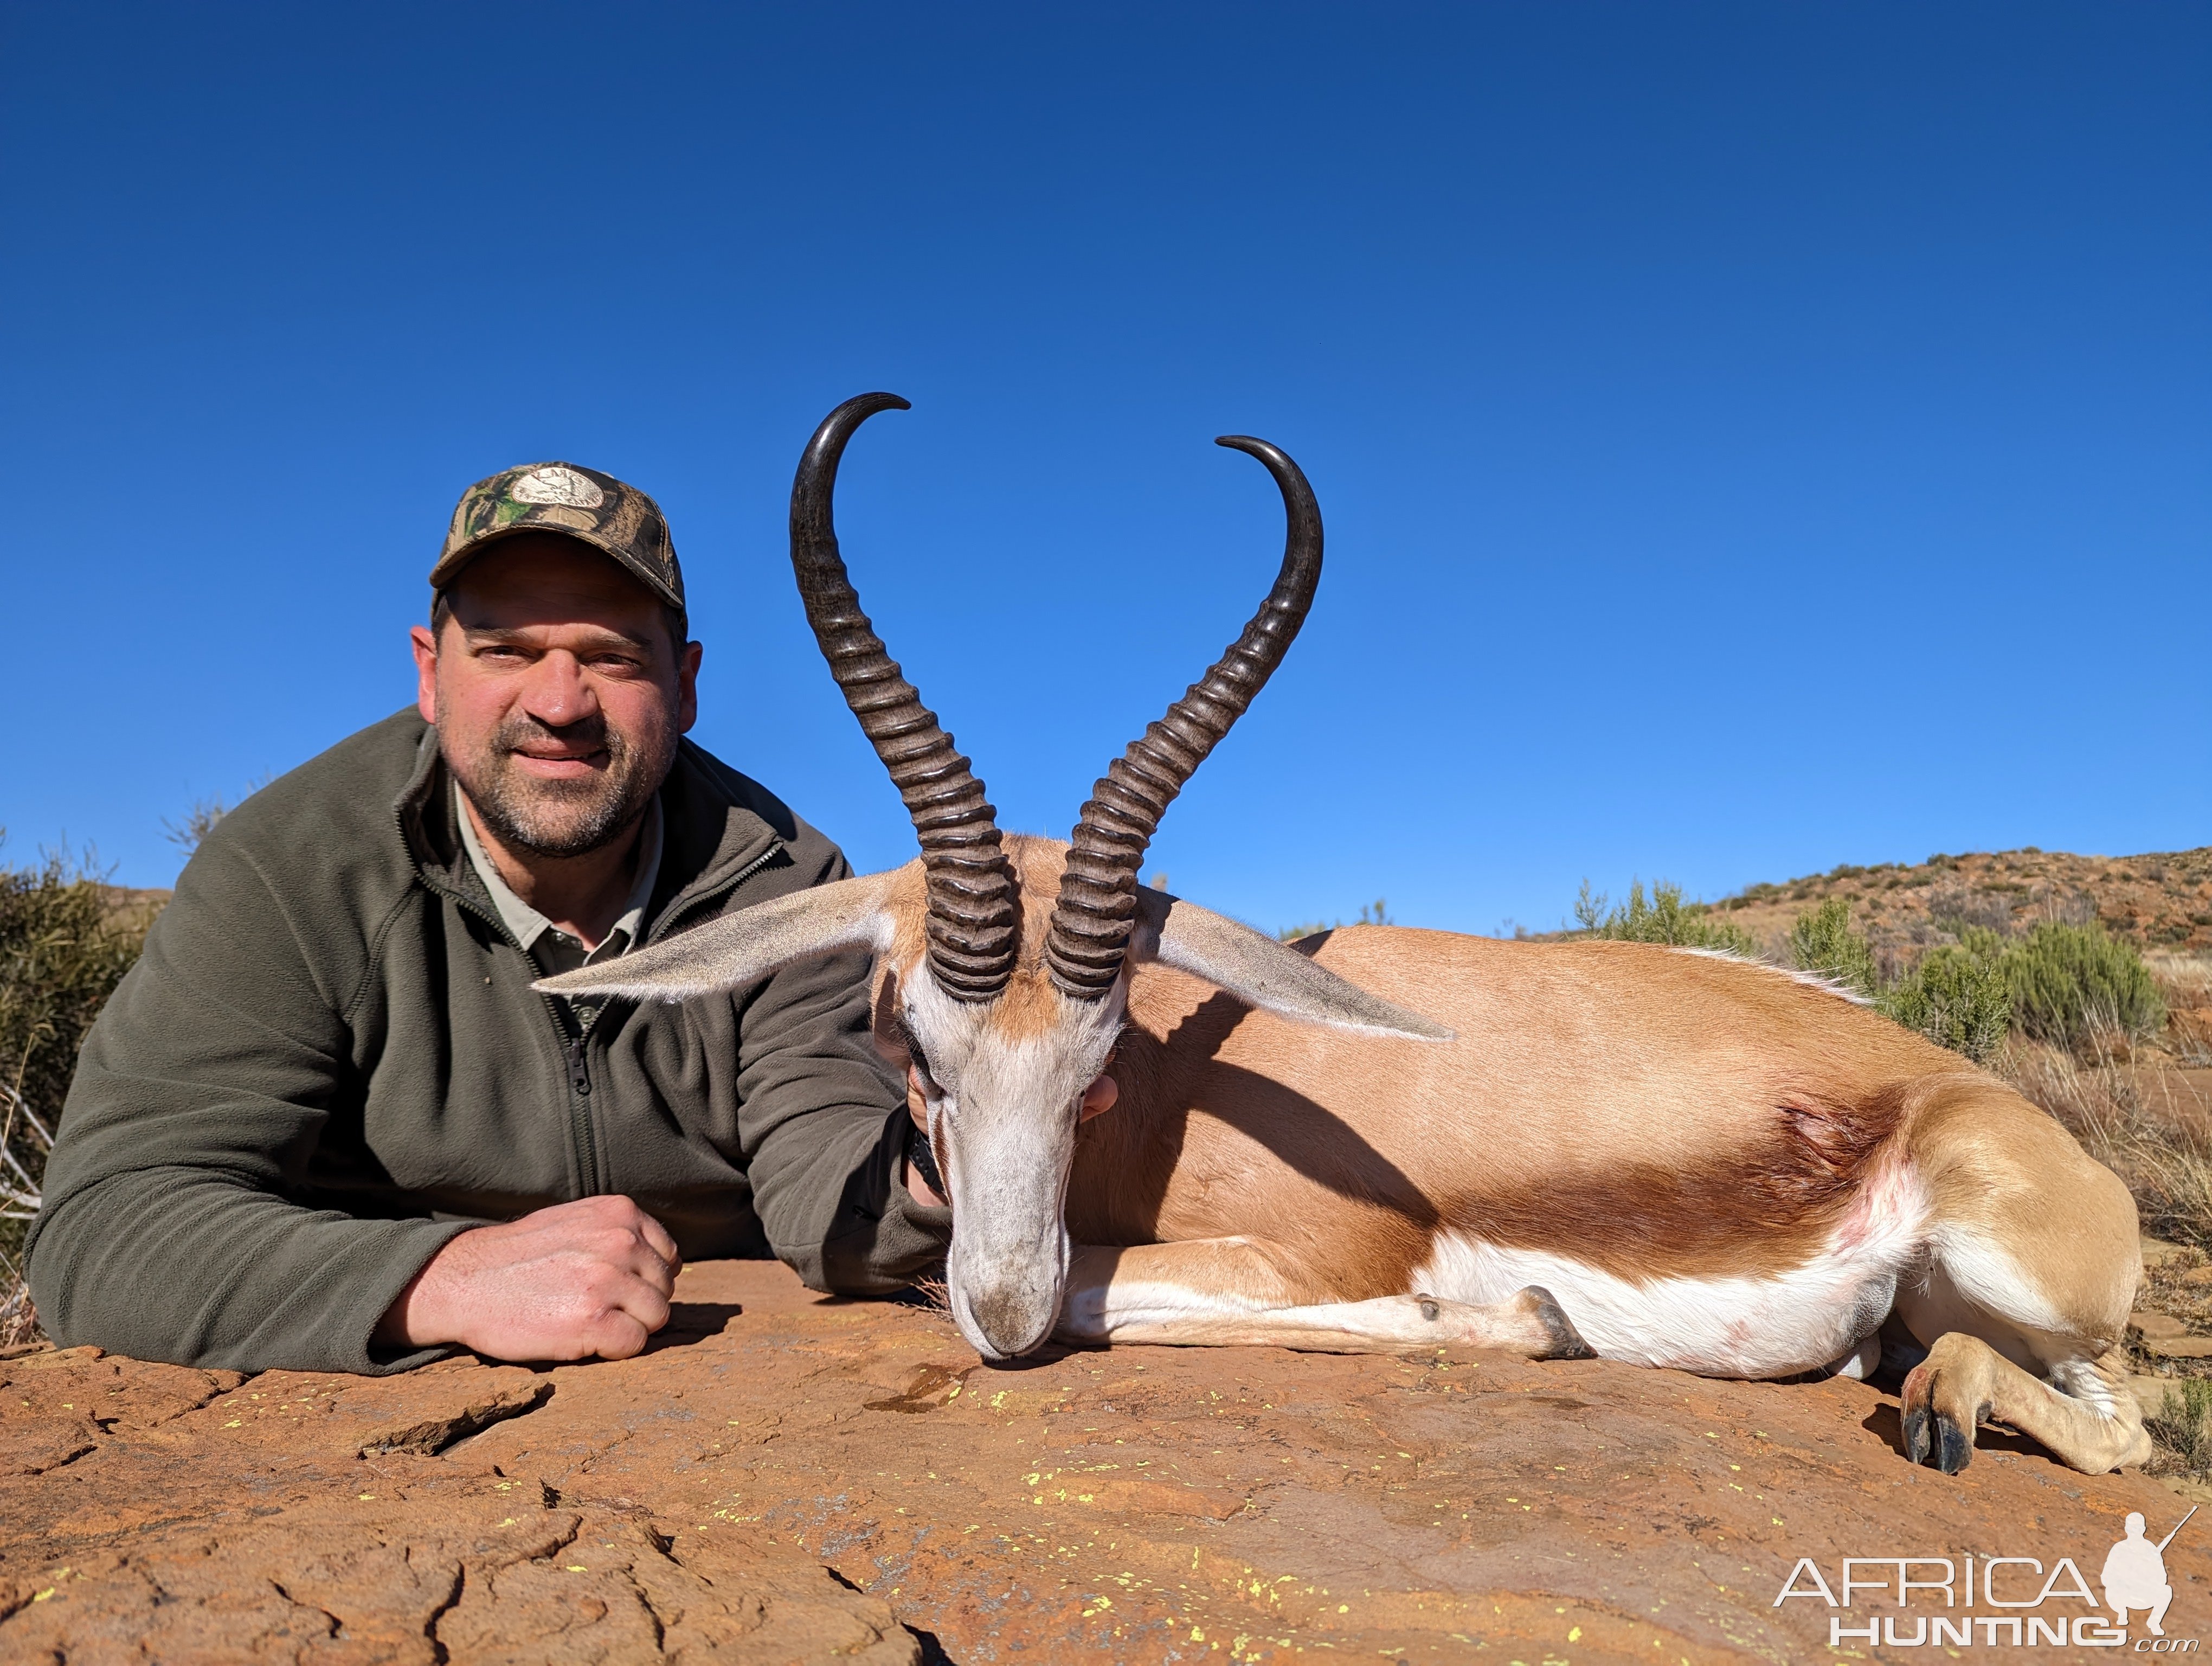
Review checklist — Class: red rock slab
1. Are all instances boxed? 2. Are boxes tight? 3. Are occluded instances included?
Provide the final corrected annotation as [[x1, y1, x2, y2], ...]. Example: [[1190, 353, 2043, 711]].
[[156, 1351, 554, 1458], [5, 1259, 2209, 1664], [2, 1478, 918, 1663], [1, 1345, 244, 1479]]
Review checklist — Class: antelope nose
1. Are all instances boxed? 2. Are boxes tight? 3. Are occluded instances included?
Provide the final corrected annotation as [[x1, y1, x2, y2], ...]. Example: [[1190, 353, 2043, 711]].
[[967, 1281, 1057, 1360]]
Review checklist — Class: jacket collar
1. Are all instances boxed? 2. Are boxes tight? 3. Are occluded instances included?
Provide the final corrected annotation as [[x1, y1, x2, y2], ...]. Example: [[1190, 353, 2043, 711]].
[[394, 718, 784, 933]]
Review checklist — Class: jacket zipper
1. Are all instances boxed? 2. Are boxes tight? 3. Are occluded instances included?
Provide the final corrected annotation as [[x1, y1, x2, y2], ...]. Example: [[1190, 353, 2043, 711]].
[[568, 836, 782, 1189], [400, 799, 784, 1197], [395, 803, 607, 1193], [410, 867, 605, 1189]]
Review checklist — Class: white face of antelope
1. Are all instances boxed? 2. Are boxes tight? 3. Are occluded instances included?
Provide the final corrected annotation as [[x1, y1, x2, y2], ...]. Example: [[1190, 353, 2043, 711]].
[[896, 960, 1125, 1360]]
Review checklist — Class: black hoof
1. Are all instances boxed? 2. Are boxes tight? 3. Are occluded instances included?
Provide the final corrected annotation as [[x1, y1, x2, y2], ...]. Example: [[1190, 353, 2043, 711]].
[[1934, 1412, 1975, 1475], [1521, 1286, 1597, 1361], [1902, 1404, 1932, 1465]]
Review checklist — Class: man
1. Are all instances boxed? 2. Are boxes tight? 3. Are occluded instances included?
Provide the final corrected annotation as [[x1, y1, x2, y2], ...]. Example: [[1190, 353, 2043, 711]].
[[28, 461, 949, 1373]]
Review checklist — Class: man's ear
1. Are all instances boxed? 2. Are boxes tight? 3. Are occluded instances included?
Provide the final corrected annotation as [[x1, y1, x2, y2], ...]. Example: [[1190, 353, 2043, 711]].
[[1129, 887, 1454, 1041], [410, 623, 440, 725], [676, 639, 703, 734], [536, 872, 893, 1002]]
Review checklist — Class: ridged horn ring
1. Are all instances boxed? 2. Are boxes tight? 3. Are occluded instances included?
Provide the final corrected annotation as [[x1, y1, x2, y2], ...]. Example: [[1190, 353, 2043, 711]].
[[1044, 435, 1323, 999], [789, 393, 1018, 1002]]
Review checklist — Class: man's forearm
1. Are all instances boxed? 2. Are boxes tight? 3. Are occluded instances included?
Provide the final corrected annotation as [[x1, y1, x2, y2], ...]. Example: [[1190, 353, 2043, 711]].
[[28, 1168, 471, 1375]]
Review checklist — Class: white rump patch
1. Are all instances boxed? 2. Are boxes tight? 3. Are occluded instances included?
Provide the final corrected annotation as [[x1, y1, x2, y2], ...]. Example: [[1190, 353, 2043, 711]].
[[1412, 1159, 1934, 1378]]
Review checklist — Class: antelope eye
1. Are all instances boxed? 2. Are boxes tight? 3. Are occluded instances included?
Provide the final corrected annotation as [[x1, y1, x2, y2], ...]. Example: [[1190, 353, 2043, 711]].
[[898, 1020, 935, 1084]]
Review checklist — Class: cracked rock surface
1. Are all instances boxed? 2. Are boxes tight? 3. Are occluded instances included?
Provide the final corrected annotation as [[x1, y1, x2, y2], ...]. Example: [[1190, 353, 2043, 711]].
[[4, 1261, 2205, 1663]]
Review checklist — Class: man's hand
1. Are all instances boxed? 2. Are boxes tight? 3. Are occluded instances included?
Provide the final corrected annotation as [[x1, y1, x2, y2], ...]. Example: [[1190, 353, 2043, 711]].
[[376, 1195, 682, 1362]]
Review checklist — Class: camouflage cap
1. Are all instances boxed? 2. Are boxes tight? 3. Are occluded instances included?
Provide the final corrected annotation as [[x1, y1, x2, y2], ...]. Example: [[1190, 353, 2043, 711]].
[[431, 462, 684, 611]]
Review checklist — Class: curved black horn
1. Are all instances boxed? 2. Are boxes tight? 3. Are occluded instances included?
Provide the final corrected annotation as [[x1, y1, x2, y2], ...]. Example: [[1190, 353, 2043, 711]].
[[790, 393, 1018, 1002], [1044, 435, 1323, 999]]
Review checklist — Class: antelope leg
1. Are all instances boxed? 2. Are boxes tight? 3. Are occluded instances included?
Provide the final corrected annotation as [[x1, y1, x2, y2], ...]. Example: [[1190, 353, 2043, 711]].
[[1057, 1239, 1593, 1360], [1901, 1337, 2150, 1476]]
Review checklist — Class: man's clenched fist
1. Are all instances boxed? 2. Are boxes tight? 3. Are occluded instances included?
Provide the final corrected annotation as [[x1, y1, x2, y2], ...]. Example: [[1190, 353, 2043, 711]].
[[375, 1195, 683, 1361]]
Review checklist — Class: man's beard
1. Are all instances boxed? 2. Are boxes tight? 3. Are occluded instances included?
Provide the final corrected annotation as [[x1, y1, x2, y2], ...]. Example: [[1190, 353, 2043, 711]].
[[444, 709, 672, 860]]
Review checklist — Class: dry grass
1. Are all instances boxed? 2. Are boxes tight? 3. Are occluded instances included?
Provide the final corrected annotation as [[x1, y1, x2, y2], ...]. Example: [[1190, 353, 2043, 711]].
[[1970, 955, 2212, 1245], [0, 1283, 36, 1352], [2144, 1377, 2212, 1482], [1997, 956, 2212, 1479], [1999, 1030, 2212, 1250], [899, 1276, 953, 1318], [1, 850, 159, 1350], [0, 1081, 49, 1350], [2150, 952, 2212, 1068]]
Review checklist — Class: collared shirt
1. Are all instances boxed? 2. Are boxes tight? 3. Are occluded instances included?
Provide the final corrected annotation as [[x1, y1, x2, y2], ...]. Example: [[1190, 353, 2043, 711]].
[[455, 780, 663, 983]]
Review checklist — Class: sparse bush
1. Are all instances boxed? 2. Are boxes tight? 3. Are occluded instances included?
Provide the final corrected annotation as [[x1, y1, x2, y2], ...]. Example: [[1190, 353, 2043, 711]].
[[1574, 872, 2175, 1074], [1781, 899, 2010, 1062], [1926, 883, 2016, 938], [1572, 880, 1756, 956], [1786, 898, 1878, 998], [1881, 931, 2012, 1065], [2004, 921, 2164, 1049], [160, 780, 264, 857], [2146, 1377, 2212, 1480], [2150, 954, 2212, 1067], [2004, 1040, 2212, 1249], [1, 845, 156, 1346]]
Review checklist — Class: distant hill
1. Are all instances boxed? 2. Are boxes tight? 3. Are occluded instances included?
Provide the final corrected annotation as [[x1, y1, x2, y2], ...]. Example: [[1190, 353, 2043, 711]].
[[110, 847, 2212, 964], [100, 886, 169, 933], [1707, 845, 2212, 963]]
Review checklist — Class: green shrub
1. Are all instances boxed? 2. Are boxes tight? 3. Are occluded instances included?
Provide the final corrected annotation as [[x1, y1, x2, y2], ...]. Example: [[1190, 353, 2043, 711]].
[[2004, 920, 2165, 1049], [1559, 869, 2169, 1077], [1786, 898, 1878, 999], [2147, 1377, 2212, 1481], [2, 855, 145, 1119], [1573, 880, 1757, 956], [1779, 900, 2160, 1063], [1881, 931, 2012, 1065], [1, 846, 155, 1343]]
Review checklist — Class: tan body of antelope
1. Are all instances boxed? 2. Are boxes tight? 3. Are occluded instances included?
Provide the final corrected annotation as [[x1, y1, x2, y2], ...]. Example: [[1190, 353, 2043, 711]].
[[548, 394, 2149, 1478]]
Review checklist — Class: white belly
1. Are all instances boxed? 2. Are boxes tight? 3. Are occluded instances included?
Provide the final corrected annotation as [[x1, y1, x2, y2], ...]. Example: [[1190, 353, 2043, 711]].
[[1410, 1160, 1933, 1379]]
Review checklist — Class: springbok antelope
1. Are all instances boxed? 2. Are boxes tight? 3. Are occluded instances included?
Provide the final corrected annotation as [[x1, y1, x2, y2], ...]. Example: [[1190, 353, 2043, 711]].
[[544, 393, 2149, 1477]]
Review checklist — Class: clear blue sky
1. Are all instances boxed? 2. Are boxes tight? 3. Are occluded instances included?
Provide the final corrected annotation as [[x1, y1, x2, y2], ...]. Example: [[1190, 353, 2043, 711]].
[[7, 4, 2206, 935]]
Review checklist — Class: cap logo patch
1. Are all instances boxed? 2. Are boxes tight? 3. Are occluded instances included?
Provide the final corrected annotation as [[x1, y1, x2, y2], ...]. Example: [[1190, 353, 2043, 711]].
[[509, 465, 606, 509]]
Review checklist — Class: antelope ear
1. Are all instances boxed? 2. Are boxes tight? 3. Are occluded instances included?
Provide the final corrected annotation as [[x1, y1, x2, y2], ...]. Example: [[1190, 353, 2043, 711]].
[[1130, 888, 1455, 1041], [535, 872, 893, 1003]]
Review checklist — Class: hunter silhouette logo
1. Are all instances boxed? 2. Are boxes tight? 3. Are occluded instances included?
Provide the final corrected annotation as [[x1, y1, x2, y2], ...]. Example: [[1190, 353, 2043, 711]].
[[2106, 1508, 2193, 1638], [1774, 1510, 2197, 1650]]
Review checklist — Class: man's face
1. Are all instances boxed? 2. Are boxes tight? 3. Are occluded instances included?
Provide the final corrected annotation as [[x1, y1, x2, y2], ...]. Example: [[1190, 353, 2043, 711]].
[[410, 535, 702, 858]]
